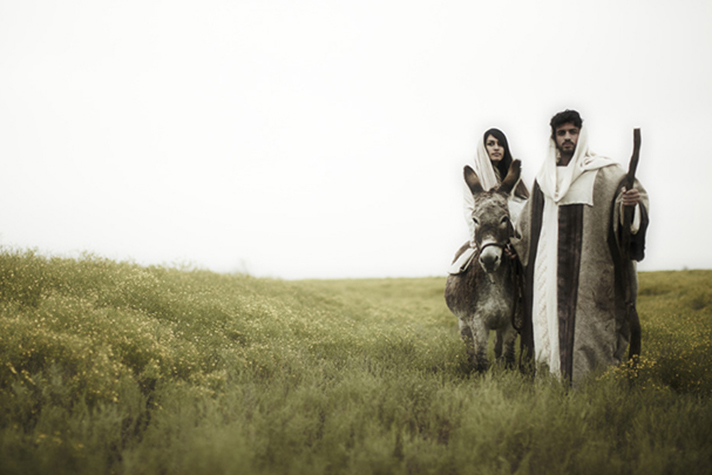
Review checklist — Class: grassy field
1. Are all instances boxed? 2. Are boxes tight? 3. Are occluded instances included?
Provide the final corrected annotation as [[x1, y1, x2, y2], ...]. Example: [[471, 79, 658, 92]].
[[0, 249, 710, 474]]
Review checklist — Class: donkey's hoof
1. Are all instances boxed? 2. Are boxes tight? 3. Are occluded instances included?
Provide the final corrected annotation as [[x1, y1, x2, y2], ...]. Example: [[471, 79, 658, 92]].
[[473, 358, 489, 373]]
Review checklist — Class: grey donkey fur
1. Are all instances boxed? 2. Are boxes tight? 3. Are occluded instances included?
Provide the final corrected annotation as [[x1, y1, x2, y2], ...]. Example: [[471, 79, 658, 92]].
[[444, 160, 522, 371]]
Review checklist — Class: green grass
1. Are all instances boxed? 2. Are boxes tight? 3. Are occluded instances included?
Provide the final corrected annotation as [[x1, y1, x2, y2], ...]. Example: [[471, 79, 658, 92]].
[[0, 249, 710, 474]]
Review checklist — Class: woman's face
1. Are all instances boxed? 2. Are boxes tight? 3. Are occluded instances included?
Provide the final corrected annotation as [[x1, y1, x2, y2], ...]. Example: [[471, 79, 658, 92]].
[[485, 134, 505, 162]]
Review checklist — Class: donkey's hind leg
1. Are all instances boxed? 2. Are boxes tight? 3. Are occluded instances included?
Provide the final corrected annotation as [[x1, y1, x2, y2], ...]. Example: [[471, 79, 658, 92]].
[[494, 331, 503, 360]]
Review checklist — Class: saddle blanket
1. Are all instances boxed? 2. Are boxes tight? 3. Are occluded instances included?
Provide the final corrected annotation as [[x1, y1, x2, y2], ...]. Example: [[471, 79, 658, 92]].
[[448, 246, 477, 275]]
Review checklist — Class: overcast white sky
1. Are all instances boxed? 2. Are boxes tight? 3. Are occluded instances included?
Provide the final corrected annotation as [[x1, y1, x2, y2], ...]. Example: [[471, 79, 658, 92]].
[[1, 0, 711, 279]]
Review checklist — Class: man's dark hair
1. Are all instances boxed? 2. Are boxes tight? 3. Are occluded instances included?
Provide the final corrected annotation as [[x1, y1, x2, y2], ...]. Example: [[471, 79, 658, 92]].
[[550, 109, 583, 139], [483, 128, 514, 180]]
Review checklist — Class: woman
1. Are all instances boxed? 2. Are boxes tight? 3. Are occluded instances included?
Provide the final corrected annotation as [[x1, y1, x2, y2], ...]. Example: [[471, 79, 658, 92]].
[[464, 128, 529, 242], [450, 128, 529, 274]]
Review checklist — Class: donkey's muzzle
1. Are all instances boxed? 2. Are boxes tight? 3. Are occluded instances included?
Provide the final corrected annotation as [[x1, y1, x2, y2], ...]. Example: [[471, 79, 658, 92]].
[[479, 243, 503, 273]]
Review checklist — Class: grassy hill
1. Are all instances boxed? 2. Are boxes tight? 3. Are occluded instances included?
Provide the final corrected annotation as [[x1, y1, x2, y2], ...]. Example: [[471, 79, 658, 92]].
[[0, 249, 710, 474]]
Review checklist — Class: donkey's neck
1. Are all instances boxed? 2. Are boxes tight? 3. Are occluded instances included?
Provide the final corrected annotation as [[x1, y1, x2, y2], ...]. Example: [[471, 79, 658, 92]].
[[484, 259, 512, 284]]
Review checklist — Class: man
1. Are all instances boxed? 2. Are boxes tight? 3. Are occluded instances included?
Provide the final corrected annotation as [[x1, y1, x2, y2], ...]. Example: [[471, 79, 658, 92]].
[[513, 110, 649, 383]]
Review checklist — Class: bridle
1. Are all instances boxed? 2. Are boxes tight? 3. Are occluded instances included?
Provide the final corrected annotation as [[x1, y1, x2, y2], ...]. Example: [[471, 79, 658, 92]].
[[477, 240, 511, 255], [478, 241, 506, 253]]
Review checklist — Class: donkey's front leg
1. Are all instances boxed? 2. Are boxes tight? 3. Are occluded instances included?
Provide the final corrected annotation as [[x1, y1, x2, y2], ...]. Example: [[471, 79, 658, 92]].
[[470, 319, 490, 372], [458, 318, 477, 367], [495, 324, 517, 368]]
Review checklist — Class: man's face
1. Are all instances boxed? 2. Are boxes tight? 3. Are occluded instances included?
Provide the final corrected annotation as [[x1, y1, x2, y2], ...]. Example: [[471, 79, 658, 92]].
[[554, 123, 579, 156]]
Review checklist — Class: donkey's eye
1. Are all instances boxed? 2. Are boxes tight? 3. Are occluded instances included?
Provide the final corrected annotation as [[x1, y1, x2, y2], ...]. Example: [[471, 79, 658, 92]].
[[500, 216, 510, 225], [473, 218, 480, 226]]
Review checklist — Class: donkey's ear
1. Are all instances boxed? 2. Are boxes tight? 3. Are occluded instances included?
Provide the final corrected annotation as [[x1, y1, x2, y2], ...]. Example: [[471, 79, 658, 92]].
[[464, 166, 483, 194], [498, 159, 522, 195]]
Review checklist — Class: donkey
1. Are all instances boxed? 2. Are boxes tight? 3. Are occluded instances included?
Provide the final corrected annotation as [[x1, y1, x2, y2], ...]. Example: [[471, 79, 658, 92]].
[[444, 160, 522, 372]]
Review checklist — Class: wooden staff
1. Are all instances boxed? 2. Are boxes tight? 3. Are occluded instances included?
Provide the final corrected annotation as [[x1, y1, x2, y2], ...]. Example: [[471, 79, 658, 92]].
[[622, 128, 641, 359]]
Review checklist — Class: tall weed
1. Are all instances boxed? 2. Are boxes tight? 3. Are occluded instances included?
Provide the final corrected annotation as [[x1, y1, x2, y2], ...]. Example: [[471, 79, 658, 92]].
[[0, 250, 710, 474]]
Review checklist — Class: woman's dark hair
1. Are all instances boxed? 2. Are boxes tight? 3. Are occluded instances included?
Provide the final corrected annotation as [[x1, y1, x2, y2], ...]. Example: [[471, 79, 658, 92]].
[[549, 109, 583, 138], [483, 128, 513, 179]]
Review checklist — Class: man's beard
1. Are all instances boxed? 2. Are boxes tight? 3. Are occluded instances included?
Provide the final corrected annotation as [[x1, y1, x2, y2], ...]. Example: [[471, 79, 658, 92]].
[[557, 141, 575, 154], [556, 142, 575, 165]]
